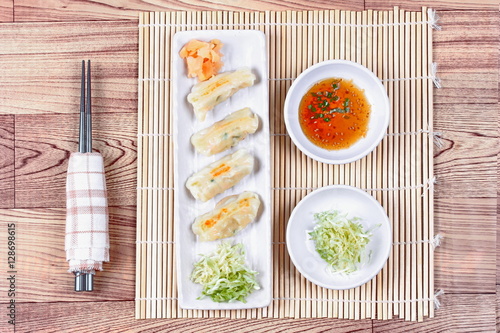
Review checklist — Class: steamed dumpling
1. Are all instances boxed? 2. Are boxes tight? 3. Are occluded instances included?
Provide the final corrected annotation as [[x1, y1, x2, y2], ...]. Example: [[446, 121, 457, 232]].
[[192, 191, 261, 241], [187, 68, 256, 122], [191, 108, 259, 156], [186, 149, 253, 202]]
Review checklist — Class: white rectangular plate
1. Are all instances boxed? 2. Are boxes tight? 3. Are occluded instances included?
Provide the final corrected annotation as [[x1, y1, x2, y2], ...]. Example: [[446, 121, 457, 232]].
[[173, 30, 271, 310]]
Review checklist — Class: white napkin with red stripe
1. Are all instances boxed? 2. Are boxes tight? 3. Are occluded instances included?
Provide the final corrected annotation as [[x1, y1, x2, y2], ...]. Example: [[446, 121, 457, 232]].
[[65, 152, 110, 272]]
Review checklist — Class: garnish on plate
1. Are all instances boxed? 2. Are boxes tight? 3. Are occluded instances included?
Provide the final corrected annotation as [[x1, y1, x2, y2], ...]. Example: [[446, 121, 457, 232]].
[[309, 210, 376, 274], [180, 39, 224, 81], [191, 242, 260, 303]]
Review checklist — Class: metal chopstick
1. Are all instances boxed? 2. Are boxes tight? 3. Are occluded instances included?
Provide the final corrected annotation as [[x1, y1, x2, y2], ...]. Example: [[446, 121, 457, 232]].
[[79, 60, 86, 153], [86, 60, 92, 153], [78, 60, 93, 154]]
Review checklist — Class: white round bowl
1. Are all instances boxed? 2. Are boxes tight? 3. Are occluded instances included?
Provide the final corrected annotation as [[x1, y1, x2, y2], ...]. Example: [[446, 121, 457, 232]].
[[286, 185, 391, 290], [284, 60, 390, 164]]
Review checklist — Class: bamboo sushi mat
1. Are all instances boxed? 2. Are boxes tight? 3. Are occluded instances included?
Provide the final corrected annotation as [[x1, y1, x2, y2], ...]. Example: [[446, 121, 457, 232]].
[[135, 7, 442, 321]]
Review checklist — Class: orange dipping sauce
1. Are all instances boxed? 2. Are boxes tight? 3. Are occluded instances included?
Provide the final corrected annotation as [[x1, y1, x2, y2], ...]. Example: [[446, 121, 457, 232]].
[[299, 78, 371, 150]]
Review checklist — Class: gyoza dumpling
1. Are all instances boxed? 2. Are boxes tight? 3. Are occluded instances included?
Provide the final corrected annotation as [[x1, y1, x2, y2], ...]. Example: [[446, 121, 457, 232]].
[[192, 191, 261, 241], [191, 108, 259, 156], [186, 149, 253, 202], [187, 68, 256, 122]]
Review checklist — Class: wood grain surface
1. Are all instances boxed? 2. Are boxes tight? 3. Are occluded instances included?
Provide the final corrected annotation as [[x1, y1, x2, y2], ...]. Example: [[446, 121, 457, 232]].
[[366, 0, 498, 11], [434, 104, 498, 198], [373, 294, 496, 332], [0, 207, 136, 303], [434, 198, 496, 293], [16, 301, 373, 332], [0, 21, 138, 115], [0, 0, 13, 22], [15, 113, 136, 208], [12, 0, 365, 22], [0, 115, 14, 209], [0, 1, 498, 332]]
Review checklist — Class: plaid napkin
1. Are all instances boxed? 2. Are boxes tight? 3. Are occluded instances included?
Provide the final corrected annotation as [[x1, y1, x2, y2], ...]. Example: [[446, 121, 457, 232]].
[[65, 152, 110, 272]]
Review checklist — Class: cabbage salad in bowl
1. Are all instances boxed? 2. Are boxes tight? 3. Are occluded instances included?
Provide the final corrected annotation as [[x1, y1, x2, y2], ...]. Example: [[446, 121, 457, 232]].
[[309, 210, 378, 274], [286, 184, 392, 290]]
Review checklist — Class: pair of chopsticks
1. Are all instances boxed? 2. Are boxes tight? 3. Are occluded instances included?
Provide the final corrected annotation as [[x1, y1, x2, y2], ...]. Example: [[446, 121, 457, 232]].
[[75, 59, 94, 292], [79, 60, 92, 153]]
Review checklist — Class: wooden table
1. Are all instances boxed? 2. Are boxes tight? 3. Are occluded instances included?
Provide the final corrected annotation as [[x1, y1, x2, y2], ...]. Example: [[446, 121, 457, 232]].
[[0, 0, 497, 331]]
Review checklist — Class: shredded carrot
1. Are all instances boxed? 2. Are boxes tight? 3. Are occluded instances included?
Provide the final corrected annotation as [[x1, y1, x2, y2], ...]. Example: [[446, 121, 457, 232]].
[[179, 39, 224, 81], [210, 163, 231, 178]]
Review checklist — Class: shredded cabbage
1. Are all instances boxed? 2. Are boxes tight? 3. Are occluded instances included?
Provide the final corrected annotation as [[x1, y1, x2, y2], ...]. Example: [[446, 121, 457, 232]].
[[191, 242, 260, 303], [309, 210, 374, 274]]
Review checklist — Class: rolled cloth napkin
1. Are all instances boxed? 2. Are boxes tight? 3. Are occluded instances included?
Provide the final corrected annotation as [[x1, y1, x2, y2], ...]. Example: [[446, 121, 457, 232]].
[[65, 152, 110, 272]]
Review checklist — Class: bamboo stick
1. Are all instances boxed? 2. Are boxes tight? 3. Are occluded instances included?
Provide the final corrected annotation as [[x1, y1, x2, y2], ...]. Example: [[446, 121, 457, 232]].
[[370, 9, 378, 320], [365, 9, 373, 320], [397, 7, 406, 319], [327, 9, 335, 318], [391, 6, 400, 319], [263, 10, 275, 319], [285, 9, 294, 319], [381, 9, 389, 321], [421, 6, 430, 319], [310, 10, 319, 320], [359, 10, 368, 320], [428, 7, 436, 320], [266, 10, 277, 318], [176, 10, 187, 319], [386, 8, 394, 320], [292, 10, 305, 319], [163, 12, 172, 319], [145, 11, 156, 319], [332, 9, 341, 320], [135, 11, 145, 320], [320, 9, 329, 319], [348, 10, 356, 321], [150, 11, 160, 319], [158, 12, 166, 318], [403, 10, 411, 321], [409, 11, 418, 322], [280, 10, 288, 319], [141, 12, 151, 320], [289, 10, 299, 319], [415, 11, 424, 322], [168, 13, 176, 318], [157, 11, 166, 318], [277, 10, 285, 319]]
